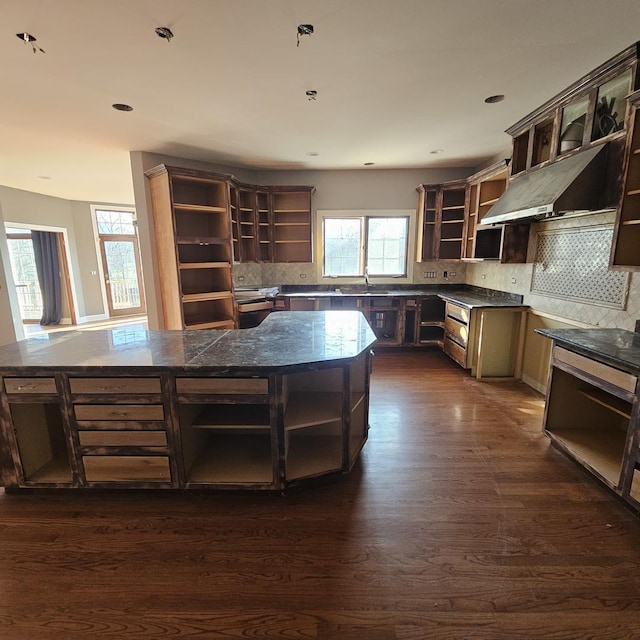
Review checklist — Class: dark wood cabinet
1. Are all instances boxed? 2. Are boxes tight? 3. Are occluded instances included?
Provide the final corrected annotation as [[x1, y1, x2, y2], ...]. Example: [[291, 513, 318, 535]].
[[416, 182, 467, 261]]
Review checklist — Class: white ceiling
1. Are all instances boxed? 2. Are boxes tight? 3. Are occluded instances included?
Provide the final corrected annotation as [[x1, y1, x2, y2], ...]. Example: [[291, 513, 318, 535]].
[[2, 0, 640, 205]]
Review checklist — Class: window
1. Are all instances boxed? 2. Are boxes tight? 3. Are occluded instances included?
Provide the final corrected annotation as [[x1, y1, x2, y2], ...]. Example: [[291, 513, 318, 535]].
[[323, 215, 409, 277]]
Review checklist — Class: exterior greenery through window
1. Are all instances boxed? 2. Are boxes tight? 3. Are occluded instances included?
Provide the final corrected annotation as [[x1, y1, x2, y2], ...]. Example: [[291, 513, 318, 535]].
[[323, 216, 409, 277]]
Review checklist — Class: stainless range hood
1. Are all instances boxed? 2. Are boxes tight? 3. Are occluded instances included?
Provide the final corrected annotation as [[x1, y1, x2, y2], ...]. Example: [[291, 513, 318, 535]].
[[481, 143, 609, 225]]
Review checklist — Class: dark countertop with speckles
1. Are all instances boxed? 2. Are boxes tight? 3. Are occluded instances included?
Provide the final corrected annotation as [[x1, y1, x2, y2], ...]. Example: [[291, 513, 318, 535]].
[[437, 292, 527, 309], [0, 311, 376, 373], [536, 328, 640, 374]]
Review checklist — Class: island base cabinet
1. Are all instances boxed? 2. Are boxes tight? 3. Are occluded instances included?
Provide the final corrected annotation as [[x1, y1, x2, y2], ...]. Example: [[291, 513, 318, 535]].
[[175, 377, 275, 488], [283, 367, 345, 482], [10, 403, 73, 486]]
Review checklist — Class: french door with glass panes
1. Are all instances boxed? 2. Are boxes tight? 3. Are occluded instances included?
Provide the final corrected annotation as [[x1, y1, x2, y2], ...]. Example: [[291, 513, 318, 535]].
[[95, 209, 146, 317]]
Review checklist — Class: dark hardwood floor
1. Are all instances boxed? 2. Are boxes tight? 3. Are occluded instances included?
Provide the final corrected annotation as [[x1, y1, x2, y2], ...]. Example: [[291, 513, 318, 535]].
[[1, 350, 640, 639]]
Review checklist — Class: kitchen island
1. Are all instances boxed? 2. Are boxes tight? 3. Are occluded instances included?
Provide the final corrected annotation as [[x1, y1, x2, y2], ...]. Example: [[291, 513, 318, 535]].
[[0, 311, 376, 492]]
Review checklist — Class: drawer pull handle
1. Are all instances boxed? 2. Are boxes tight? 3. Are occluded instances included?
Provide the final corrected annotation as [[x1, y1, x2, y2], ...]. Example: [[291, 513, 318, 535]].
[[108, 411, 130, 418]]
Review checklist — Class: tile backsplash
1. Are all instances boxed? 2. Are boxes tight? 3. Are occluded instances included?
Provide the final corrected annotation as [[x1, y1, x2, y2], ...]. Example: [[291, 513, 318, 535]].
[[232, 210, 639, 331]]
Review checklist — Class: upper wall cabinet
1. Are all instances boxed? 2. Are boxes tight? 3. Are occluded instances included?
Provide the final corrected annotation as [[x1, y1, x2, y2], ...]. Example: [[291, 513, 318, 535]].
[[416, 182, 467, 261], [230, 184, 314, 264], [507, 44, 638, 179], [467, 162, 529, 263], [611, 90, 640, 268]]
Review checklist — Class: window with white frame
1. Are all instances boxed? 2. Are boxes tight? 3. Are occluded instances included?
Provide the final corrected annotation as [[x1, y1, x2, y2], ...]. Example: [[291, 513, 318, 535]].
[[322, 215, 409, 277]]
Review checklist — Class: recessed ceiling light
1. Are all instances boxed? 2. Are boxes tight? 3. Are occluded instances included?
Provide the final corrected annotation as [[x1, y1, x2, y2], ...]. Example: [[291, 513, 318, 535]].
[[155, 27, 174, 41], [112, 103, 133, 112], [306, 151, 319, 156], [430, 149, 444, 154], [484, 94, 505, 104], [364, 162, 375, 166]]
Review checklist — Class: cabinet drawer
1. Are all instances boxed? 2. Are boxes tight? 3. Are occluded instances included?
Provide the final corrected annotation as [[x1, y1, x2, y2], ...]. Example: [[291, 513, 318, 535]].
[[83, 456, 171, 482], [69, 377, 161, 394], [444, 315, 468, 347], [176, 377, 268, 394], [78, 430, 168, 447], [446, 302, 469, 324], [74, 404, 165, 421], [4, 377, 57, 394], [444, 335, 468, 368], [554, 347, 637, 394]]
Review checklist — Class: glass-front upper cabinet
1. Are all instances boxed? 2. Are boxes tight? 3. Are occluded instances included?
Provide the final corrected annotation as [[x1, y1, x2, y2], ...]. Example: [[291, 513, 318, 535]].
[[507, 45, 638, 178], [591, 69, 632, 142], [558, 95, 589, 155]]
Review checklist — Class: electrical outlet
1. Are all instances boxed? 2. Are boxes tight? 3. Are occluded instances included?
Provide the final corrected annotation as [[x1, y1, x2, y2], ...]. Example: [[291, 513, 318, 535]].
[[511, 277, 517, 284], [423, 271, 436, 278], [482, 274, 486, 280], [449, 271, 456, 277], [299, 273, 307, 279], [237, 275, 245, 282]]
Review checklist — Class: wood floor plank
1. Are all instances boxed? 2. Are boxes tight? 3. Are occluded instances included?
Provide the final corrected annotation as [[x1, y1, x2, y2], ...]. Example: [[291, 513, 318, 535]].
[[1, 350, 640, 639]]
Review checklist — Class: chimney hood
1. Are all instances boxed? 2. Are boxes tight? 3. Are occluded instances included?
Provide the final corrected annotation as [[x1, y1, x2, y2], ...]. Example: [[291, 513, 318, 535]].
[[481, 143, 609, 225]]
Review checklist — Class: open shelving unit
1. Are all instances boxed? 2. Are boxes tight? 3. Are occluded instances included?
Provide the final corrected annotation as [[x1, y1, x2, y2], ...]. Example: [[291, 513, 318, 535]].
[[177, 377, 273, 486], [283, 368, 344, 481], [271, 188, 314, 262], [146, 165, 236, 330], [417, 296, 445, 346], [9, 401, 73, 485]]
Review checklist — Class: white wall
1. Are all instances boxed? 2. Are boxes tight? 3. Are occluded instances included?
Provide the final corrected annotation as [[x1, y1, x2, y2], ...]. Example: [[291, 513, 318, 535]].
[[0, 185, 136, 329]]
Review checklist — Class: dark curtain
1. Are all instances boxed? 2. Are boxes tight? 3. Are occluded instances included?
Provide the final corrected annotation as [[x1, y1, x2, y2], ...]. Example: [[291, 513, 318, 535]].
[[32, 230, 62, 325]]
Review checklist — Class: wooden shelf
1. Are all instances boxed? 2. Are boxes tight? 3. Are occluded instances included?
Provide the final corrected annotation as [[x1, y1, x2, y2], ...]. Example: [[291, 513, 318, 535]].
[[176, 237, 228, 245], [285, 435, 343, 480], [192, 405, 270, 429], [182, 291, 233, 303], [273, 209, 308, 214], [184, 318, 235, 330], [274, 222, 309, 226], [351, 392, 365, 412], [480, 197, 500, 207], [547, 428, 624, 487], [179, 262, 230, 269], [187, 433, 273, 484], [622, 219, 640, 226], [173, 203, 227, 214], [626, 189, 640, 196], [27, 456, 72, 484], [284, 392, 342, 430], [275, 240, 308, 244], [578, 389, 632, 419]]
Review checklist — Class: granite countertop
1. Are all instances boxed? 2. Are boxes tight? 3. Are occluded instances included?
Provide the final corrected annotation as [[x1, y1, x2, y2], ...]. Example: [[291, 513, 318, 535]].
[[437, 291, 527, 309], [0, 311, 376, 373], [278, 286, 525, 307], [536, 328, 640, 373]]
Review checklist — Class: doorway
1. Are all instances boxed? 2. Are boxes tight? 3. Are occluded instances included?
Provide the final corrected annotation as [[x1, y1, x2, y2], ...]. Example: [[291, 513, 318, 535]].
[[94, 209, 146, 317], [5, 226, 77, 326]]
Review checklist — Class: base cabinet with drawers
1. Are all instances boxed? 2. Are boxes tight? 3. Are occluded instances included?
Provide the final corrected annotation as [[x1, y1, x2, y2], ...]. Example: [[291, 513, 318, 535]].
[[0, 312, 374, 492], [442, 300, 527, 379]]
